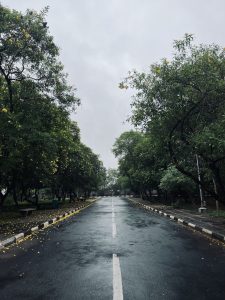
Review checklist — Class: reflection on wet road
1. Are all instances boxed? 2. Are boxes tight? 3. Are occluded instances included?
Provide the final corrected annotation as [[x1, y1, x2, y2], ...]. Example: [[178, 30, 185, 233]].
[[0, 197, 225, 300]]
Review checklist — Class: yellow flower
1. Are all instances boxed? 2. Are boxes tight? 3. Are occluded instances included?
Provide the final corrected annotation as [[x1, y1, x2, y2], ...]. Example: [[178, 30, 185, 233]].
[[1, 108, 8, 113]]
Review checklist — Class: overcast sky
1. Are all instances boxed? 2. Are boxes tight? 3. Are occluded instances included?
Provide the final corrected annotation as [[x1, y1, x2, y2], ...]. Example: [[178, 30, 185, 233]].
[[2, 0, 225, 168]]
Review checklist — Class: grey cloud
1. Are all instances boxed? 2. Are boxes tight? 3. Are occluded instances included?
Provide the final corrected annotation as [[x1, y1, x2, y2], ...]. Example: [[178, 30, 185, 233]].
[[3, 0, 225, 167]]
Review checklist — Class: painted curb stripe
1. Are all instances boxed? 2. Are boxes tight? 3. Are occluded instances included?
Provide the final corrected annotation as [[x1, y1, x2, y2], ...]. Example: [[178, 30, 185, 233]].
[[15, 233, 24, 241], [202, 228, 212, 235], [1, 237, 15, 247], [43, 221, 49, 227], [0, 200, 98, 250], [188, 223, 196, 228], [31, 226, 39, 232], [131, 199, 225, 245]]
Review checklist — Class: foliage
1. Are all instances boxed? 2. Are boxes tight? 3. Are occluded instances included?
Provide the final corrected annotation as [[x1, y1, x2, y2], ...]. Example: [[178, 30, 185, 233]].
[[113, 131, 166, 197], [159, 165, 195, 196], [0, 5, 105, 209], [119, 34, 225, 203]]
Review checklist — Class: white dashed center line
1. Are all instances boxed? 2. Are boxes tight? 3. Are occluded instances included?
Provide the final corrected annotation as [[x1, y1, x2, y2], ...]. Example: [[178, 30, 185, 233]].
[[112, 222, 117, 238], [112, 199, 123, 300], [113, 254, 123, 300], [112, 199, 117, 238]]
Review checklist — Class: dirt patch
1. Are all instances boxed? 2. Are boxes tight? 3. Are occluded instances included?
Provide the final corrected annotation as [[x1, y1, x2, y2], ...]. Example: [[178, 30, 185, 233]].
[[0, 200, 94, 241]]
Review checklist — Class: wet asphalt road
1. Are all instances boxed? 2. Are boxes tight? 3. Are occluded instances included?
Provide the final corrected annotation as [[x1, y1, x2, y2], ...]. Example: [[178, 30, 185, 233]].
[[0, 197, 225, 300]]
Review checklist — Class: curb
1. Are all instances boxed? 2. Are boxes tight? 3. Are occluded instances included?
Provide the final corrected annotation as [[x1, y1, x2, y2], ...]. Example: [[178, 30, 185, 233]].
[[0, 200, 97, 250], [128, 198, 225, 245]]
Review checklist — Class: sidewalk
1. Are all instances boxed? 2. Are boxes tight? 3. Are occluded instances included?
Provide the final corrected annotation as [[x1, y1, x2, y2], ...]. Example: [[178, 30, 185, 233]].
[[129, 197, 225, 243]]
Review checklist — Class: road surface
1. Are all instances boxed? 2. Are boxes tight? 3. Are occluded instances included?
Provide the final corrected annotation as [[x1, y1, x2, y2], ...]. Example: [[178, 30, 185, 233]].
[[0, 197, 225, 299]]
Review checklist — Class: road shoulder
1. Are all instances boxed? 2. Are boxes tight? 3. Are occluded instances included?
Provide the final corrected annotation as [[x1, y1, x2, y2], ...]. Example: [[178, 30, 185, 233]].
[[128, 197, 225, 246]]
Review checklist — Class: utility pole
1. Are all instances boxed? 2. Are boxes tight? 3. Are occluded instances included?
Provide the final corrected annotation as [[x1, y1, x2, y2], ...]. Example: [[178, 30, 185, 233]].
[[196, 154, 204, 208]]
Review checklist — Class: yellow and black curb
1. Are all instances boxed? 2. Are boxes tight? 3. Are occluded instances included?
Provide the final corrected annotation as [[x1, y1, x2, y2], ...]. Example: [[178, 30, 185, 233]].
[[0, 200, 98, 250], [128, 198, 225, 245]]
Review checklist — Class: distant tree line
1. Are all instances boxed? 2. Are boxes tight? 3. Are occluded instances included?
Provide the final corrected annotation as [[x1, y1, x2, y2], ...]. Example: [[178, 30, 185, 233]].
[[114, 34, 225, 206], [0, 5, 106, 209]]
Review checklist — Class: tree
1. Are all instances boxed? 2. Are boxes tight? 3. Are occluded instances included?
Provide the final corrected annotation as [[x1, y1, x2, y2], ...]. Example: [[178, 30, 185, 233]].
[[113, 131, 166, 198], [113, 131, 143, 194], [0, 6, 79, 113], [120, 34, 225, 203], [0, 5, 105, 209], [159, 165, 196, 203]]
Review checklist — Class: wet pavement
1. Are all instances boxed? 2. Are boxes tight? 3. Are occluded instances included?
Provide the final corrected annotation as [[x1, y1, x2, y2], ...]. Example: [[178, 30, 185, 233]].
[[131, 197, 225, 237], [0, 197, 225, 300]]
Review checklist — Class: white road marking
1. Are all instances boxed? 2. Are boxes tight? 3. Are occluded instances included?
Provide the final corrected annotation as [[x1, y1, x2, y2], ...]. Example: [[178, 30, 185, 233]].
[[112, 222, 117, 238], [113, 254, 123, 300], [112, 199, 117, 238]]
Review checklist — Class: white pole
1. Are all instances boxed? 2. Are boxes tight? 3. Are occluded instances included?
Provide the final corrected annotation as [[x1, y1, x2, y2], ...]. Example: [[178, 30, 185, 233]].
[[196, 154, 204, 207]]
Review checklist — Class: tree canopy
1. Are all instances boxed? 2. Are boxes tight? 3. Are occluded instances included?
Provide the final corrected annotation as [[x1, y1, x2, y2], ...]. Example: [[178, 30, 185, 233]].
[[0, 5, 105, 209], [117, 34, 225, 203]]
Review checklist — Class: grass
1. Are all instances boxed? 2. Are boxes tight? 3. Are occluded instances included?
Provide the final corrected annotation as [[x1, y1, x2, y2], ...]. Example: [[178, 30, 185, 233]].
[[1, 197, 71, 212], [207, 210, 225, 218]]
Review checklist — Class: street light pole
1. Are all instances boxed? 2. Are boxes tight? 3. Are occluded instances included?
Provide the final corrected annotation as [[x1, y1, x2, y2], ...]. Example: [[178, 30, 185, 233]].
[[196, 154, 204, 208]]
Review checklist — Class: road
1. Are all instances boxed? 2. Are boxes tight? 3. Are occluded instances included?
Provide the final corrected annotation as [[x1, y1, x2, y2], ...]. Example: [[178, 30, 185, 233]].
[[0, 197, 225, 300]]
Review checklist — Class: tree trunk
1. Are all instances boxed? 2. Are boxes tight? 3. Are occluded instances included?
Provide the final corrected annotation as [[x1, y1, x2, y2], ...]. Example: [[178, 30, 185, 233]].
[[210, 163, 225, 204]]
